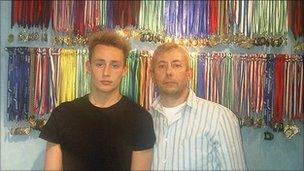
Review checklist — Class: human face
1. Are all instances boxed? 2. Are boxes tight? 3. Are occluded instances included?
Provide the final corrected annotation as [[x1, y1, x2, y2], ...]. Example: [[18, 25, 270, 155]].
[[152, 48, 192, 97], [86, 44, 127, 95]]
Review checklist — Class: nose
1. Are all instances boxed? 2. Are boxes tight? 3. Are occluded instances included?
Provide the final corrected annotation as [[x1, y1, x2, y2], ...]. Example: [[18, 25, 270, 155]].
[[166, 65, 172, 76], [102, 64, 111, 76]]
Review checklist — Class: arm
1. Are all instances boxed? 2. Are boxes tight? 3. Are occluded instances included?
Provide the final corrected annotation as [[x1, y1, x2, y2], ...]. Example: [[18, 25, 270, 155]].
[[217, 109, 247, 170], [131, 148, 153, 171], [44, 142, 62, 171]]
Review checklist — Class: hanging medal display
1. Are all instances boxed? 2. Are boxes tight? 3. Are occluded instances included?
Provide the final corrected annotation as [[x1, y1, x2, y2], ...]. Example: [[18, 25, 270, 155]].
[[6, 0, 304, 139]]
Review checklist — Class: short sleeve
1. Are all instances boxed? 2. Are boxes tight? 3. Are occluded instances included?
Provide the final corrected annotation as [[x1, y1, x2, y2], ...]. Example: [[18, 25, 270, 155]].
[[39, 105, 63, 144], [131, 111, 156, 151]]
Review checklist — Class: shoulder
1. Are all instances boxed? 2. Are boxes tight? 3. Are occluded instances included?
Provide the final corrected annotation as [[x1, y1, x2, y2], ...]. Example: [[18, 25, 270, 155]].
[[196, 97, 238, 121], [121, 96, 151, 118], [51, 95, 88, 118]]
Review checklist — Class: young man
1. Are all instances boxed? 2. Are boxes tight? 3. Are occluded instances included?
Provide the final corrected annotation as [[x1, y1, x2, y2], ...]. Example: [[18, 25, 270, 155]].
[[39, 30, 155, 170], [150, 43, 246, 170]]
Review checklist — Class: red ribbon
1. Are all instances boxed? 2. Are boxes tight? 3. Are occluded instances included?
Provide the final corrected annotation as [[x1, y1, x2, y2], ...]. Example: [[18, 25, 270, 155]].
[[112, 1, 140, 28], [74, 1, 85, 36], [273, 54, 286, 123], [288, 1, 304, 38], [11, 0, 51, 28], [209, 0, 218, 34]]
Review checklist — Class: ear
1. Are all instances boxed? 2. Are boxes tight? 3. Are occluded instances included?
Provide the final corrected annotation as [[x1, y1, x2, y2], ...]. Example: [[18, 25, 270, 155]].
[[187, 67, 193, 81], [85, 60, 92, 74]]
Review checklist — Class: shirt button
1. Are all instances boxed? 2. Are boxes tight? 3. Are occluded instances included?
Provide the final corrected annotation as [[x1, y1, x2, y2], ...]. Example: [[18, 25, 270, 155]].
[[164, 138, 167, 142]]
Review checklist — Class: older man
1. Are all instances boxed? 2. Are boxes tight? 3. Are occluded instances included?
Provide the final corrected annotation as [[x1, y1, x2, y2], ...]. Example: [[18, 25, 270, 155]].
[[149, 43, 246, 170]]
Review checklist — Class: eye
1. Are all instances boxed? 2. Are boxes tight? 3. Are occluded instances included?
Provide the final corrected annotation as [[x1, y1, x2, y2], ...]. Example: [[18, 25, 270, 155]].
[[157, 64, 166, 69], [172, 63, 182, 69], [111, 64, 120, 68], [95, 62, 105, 68]]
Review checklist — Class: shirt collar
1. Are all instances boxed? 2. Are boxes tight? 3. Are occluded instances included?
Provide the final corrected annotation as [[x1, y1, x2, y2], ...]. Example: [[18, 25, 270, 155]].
[[151, 88, 198, 112]]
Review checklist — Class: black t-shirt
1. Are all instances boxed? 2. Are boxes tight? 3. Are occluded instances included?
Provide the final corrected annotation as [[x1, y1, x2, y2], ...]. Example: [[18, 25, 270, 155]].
[[39, 95, 155, 170]]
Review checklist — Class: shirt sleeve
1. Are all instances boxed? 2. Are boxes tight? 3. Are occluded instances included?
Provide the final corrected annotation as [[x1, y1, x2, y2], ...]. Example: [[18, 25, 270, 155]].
[[216, 108, 247, 170], [39, 105, 63, 144], [131, 110, 156, 151]]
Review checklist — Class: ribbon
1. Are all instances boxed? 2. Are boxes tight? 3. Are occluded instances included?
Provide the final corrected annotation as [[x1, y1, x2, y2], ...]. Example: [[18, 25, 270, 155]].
[[263, 54, 275, 125], [112, 1, 140, 28], [11, 0, 51, 28], [209, 0, 218, 35], [52, 1, 74, 33], [196, 53, 205, 98], [76, 49, 90, 98], [74, 1, 85, 36], [99, 0, 107, 27], [48, 48, 59, 112], [84, 1, 100, 33], [6, 47, 31, 121], [57, 49, 77, 104], [34, 48, 50, 115], [273, 54, 286, 123], [138, 1, 164, 34], [288, 1, 304, 38], [189, 53, 198, 93]]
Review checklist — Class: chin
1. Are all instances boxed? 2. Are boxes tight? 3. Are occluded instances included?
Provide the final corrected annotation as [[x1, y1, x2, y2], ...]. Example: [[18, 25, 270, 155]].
[[96, 86, 117, 93], [162, 89, 179, 96]]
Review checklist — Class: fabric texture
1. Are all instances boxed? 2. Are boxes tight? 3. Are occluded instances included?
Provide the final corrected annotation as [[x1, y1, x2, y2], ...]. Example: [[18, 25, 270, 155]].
[[150, 89, 246, 170], [40, 95, 155, 170]]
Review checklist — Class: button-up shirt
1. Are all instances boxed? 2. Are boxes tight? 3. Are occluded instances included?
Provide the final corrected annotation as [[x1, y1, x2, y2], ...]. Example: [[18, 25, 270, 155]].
[[150, 89, 247, 170]]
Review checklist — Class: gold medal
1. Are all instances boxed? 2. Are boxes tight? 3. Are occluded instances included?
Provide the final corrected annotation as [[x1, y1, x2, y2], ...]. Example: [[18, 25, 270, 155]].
[[284, 124, 300, 139], [253, 117, 264, 128]]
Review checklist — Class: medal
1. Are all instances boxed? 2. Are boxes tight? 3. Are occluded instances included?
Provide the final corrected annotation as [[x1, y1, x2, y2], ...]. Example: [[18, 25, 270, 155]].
[[284, 124, 300, 139], [8, 33, 14, 43], [243, 116, 253, 127]]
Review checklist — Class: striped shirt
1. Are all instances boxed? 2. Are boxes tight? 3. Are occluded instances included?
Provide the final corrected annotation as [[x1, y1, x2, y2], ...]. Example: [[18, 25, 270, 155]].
[[149, 89, 247, 170]]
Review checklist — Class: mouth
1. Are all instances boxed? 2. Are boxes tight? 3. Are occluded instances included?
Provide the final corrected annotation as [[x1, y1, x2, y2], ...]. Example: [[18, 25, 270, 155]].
[[163, 81, 177, 85], [100, 80, 112, 85]]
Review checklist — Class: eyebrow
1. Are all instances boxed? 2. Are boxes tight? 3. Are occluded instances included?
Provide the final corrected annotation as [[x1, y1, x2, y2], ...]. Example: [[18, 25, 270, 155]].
[[172, 60, 182, 63], [157, 60, 182, 64], [93, 59, 121, 64]]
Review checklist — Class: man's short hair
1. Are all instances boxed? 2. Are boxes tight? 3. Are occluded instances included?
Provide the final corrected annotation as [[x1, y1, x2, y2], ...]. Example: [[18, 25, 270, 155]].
[[88, 30, 131, 62], [152, 42, 190, 68]]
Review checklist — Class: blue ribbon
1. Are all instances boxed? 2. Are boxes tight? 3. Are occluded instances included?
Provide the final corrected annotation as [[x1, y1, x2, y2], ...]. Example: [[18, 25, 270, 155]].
[[197, 54, 205, 98], [263, 54, 275, 125], [6, 47, 30, 121], [106, 0, 113, 29]]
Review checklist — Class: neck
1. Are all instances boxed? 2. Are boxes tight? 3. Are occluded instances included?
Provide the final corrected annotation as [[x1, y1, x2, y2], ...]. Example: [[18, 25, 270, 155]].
[[89, 89, 122, 108], [160, 88, 189, 108]]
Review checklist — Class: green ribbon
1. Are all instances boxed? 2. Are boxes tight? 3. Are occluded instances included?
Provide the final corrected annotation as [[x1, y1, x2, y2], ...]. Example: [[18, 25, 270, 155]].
[[138, 0, 165, 34], [99, 1, 107, 27], [222, 53, 234, 109], [76, 49, 90, 98], [120, 50, 140, 103]]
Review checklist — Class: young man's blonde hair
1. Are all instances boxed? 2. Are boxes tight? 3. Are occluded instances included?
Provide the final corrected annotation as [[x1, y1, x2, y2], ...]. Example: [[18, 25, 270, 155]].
[[88, 30, 131, 64], [152, 42, 191, 69]]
